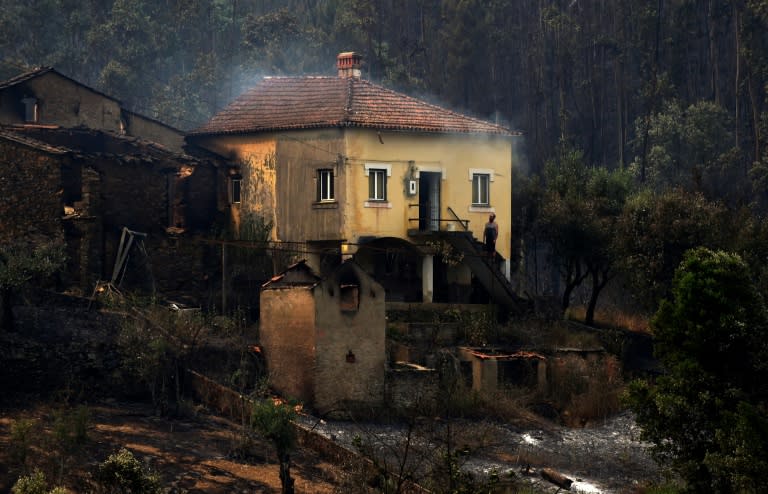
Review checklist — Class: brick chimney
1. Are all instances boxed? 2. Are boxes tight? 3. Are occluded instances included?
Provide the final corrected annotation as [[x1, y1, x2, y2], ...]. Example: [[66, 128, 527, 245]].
[[337, 52, 362, 79]]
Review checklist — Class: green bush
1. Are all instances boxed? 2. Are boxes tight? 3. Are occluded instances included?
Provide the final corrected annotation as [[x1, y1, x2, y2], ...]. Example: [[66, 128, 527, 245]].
[[95, 448, 162, 494], [11, 470, 48, 494], [9, 418, 38, 470], [252, 399, 297, 494], [627, 248, 768, 491], [52, 405, 89, 451], [11, 470, 67, 494]]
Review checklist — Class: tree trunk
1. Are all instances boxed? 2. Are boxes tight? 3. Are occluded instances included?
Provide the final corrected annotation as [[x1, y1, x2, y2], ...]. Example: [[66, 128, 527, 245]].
[[585, 265, 611, 326], [0, 287, 13, 331], [561, 259, 586, 312], [279, 452, 294, 494]]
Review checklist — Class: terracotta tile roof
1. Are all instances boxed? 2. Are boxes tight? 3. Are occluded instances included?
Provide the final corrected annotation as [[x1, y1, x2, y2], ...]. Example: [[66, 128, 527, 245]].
[[191, 76, 518, 137]]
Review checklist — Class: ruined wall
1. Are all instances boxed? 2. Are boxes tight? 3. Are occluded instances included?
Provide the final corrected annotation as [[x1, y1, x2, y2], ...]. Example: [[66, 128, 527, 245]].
[[386, 365, 439, 412], [149, 234, 219, 304], [0, 140, 64, 244], [313, 263, 386, 413], [59, 156, 220, 300], [259, 287, 317, 404], [91, 158, 169, 291], [25, 73, 123, 131], [124, 112, 185, 152], [182, 163, 220, 232], [61, 166, 103, 291], [96, 159, 168, 235]]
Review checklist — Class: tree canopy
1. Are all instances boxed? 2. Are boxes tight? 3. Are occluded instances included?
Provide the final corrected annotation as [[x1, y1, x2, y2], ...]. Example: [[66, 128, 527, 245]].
[[1, 0, 768, 185], [627, 247, 768, 492], [538, 144, 633, 324]]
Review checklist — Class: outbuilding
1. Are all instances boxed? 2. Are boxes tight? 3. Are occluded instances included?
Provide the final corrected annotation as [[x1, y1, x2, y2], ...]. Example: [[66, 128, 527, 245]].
[[259, 259, 386, 414]]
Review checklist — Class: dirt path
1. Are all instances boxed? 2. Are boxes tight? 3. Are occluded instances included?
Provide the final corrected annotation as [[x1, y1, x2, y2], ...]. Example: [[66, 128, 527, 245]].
[[0, 400, 343, 493]]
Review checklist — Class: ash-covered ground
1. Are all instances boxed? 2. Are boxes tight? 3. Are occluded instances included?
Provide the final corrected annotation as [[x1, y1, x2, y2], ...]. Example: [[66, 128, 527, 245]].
[[297, 410, 665, 493]]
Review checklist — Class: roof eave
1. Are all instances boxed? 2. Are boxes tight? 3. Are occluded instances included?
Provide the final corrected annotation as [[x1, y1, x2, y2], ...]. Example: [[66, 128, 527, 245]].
[[190, 122, 521, 138]]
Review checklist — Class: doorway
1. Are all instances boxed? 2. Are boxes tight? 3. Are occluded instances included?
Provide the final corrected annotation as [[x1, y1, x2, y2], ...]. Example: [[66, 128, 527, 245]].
[[418, 172, 441, 231]]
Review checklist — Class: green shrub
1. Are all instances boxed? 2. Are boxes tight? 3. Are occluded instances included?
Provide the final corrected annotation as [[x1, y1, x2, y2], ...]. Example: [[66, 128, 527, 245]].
[[11, 470, 67, 494], [11, 470, 48, 494], [95, 448, 162, 494], [52, 405, 89, 451], [252, 399, 297, 494], [51, 406, 90, 482], [9, 418, 38, 469]]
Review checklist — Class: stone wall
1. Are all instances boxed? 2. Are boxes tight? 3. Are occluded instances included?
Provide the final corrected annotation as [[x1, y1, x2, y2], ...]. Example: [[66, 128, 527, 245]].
[[96, 158, 169, 235], [183, 163, 221, 231], [124, 112, 185, 152], [0, 291, 125, 396], [0, 140, 64, 244], [386, 364, 439, 413], [34, 74, 123, 130]]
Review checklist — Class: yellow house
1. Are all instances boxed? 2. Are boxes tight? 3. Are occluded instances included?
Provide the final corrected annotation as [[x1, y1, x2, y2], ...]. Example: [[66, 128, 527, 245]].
[[189, 53, 522, 306]]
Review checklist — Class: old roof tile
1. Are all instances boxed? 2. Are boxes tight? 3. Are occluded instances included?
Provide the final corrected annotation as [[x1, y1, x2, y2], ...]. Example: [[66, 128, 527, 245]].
[[191, 77, 518, 137]]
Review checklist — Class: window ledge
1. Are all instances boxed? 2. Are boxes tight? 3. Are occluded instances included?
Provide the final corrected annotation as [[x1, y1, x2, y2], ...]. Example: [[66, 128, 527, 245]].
[[469, 205, 495, 213], [313, 201, 338, 209], [364, 201, 392, 208]]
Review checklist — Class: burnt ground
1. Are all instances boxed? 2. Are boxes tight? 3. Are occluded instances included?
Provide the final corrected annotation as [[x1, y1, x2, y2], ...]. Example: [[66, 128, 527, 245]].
[[0, 400, 343, 494], [0, 398, 665, 494], [298, 411, 665, 494]]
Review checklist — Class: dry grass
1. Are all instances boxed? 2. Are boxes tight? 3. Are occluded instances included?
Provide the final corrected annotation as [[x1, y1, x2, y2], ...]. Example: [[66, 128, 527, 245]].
[[567, 305, 651, 334], [547, 354, 624, 426]]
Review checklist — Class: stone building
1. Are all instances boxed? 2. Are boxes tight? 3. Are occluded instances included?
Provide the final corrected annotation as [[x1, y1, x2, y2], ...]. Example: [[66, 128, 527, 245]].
[[259, 260, 386, 414], [0, 66, 184, 151], [0, 128, 68, 246], [0, 67, 235, 303]]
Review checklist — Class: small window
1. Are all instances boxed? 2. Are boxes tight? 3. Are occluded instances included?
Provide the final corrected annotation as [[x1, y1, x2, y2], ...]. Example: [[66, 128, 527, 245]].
[[368, 168, 387, 201], [340, 284, 359, 312], [230, 177, 242, 204], [21, 97, 38, 123], [472, 173, 490, 206], [317, 169, 334, 201]]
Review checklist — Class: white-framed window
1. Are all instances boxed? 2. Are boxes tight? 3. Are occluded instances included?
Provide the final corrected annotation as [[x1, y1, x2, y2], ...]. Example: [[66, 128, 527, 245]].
[[364, 163, 391, 202], [368, 169, 387, 200], [317, 168, 334, 201], [230, 177, 242, 204], [472, 173, 490, 206]]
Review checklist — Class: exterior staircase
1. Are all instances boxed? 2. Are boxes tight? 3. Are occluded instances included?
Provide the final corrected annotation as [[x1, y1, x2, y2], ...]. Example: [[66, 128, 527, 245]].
[[441, 230, 528, 313]]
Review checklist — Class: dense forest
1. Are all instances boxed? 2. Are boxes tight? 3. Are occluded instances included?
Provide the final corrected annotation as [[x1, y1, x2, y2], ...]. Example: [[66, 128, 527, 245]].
[[2, 0, 767, 172], [4, 0, 768, 316]]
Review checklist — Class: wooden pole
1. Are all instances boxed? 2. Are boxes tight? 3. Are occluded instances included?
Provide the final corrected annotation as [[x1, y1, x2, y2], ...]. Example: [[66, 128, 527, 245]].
[[222, 243, 227, 314]]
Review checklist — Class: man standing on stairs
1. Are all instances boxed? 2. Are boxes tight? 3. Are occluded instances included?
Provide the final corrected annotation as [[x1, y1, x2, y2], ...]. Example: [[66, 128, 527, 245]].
[[483, 213, 499, 261]]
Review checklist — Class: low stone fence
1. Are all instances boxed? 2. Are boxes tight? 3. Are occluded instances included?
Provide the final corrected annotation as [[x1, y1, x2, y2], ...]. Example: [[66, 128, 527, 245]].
[[185, 369, 361, 462], [184, 369, 431, 493]]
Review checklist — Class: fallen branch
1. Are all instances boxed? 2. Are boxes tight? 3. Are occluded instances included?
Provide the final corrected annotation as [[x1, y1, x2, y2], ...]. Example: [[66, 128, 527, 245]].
[[540, 467, 573, 491]]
